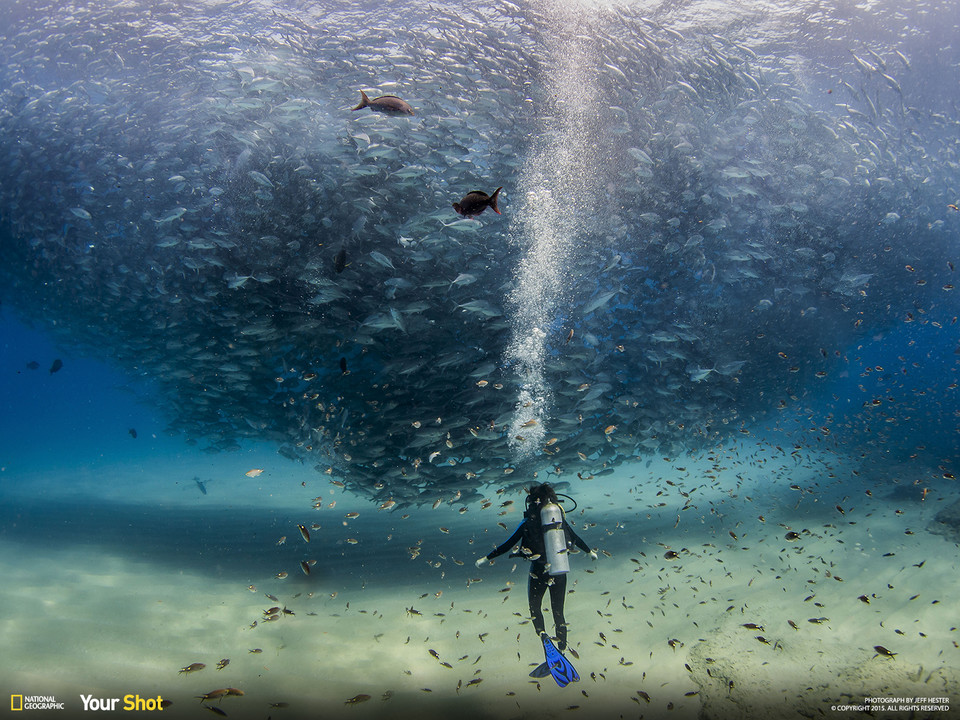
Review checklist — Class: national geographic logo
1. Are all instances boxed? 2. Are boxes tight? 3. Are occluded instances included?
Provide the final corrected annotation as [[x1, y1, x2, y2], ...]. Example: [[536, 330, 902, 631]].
[[10, 694, 167, 712], [11, 695, 65, 711]]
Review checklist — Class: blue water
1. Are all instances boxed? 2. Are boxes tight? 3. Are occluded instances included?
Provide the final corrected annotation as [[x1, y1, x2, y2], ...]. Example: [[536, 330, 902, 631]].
[[0, 0, 958, 717], [0, 314, 163, 471]]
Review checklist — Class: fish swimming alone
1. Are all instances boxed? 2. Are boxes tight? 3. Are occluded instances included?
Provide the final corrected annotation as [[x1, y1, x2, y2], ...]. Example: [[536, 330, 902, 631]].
[[453, 187, 502, 217], [351, 90, 414, 115]]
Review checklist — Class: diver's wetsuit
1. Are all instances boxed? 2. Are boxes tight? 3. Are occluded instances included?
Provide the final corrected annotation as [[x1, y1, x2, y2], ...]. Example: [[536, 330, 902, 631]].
[[483, 510, 590, 651]]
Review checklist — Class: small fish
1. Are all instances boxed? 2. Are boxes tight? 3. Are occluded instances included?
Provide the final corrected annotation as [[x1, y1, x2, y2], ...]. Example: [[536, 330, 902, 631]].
[[195, 478, 208, 495], [25, 360, 40, 370], [344, 694, 372, 705], [453, 187, 502, 217], [664, 550, 679, 560], [297, 524, 310, 542], [874, 645, 896, 657], [179, 663, 205, 674], [156, 207, 187, 224], [204, 707, 227, 717], [216, 658, 229, 670], [128, 428, 137, 439], [248, 170, 273, 188], [300, 561, 310, 576], [784, 531, 800, 541], [334, 247, 347, 273], [245, 468, 263, 477], [351, 90, 413, 115], [742, 623, 764, 631], [49, 358, 63, 374], [340, 357, 348, 375]]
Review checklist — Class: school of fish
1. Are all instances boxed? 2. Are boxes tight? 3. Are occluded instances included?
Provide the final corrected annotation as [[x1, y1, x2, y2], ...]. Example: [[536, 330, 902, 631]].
[[0, 0, 957, 508]]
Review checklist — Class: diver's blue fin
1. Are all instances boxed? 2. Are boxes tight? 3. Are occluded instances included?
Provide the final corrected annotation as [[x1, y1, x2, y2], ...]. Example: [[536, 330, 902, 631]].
[[529, 661, 551, 678], [541, 635, 579, 688]]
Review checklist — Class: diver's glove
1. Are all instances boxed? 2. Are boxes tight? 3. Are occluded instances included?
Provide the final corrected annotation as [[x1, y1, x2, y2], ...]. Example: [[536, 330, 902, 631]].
[[475, 556, 488, 568], [588, 550, 598, 560]]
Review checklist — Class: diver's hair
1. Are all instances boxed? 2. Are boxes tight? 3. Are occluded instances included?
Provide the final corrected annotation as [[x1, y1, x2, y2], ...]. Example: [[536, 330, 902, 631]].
[[525, 483, 559, 516]]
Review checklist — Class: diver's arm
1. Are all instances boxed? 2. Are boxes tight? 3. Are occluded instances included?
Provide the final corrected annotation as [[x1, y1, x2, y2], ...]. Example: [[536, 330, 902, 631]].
[[566, 523, 592, 554], [485, 520, 526, 560]]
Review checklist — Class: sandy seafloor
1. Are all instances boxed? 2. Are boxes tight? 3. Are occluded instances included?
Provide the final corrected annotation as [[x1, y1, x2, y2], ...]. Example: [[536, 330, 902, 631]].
[[3, 440, 960, 720], [1, 341, 959, 720]]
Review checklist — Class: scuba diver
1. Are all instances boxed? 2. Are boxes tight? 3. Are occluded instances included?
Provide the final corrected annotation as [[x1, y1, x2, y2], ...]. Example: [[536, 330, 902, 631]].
[[474, 482, 596, 687]]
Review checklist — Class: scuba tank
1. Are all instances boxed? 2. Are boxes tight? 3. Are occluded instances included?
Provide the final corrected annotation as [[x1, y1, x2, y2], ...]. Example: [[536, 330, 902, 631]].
[[540, 502, 570, 575]]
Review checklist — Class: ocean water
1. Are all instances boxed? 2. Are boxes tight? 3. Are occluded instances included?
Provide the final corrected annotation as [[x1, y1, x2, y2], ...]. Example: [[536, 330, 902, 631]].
[[1, 0, 958, 718]]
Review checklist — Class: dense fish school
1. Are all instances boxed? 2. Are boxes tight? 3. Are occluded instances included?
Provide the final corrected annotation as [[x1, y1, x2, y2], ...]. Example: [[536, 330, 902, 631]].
[[0, 0, 957, 508]]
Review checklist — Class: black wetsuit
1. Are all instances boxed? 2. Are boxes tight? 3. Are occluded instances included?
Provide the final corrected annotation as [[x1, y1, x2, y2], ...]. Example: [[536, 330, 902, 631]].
[[484, 508, 590, 651]]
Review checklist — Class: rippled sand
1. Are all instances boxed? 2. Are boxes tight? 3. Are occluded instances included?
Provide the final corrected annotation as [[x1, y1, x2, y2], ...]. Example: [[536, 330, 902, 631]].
[[2, 439, 958, 719]]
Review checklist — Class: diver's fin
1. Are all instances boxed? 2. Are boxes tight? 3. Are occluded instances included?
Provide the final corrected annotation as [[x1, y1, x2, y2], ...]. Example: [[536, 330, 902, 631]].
[[541, 635, 579, 688], [529, 661, 551, 678]]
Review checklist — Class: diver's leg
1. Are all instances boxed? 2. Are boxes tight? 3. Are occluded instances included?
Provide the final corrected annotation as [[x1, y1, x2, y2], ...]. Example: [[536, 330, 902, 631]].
[[548, 573, 568, 650], [528, 565, 548, 637]]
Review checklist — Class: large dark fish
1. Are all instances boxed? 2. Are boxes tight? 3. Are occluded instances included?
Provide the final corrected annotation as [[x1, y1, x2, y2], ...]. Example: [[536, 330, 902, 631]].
[[49, 358, 63, 374], [351, 90, 414, 115], [453, 187, 502, 217], [334, 247, 347, 273]]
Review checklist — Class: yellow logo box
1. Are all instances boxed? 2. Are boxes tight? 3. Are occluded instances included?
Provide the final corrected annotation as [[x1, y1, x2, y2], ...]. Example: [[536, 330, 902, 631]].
[[11, 695, 24, 711]]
